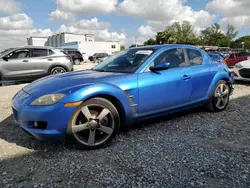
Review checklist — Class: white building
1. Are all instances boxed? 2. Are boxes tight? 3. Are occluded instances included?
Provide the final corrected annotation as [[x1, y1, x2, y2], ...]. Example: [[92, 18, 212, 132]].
[[27, 36, 48, 46], [27, 32, 120, 56]]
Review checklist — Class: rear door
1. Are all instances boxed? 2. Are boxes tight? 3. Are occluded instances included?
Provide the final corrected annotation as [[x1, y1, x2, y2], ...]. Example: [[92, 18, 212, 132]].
[[28, 48, 53, 78], [1, 48, 32, 81]]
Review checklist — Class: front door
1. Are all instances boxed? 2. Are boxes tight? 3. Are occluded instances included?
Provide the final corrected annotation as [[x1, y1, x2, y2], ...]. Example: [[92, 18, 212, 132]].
[[1, 48, 32, 81], [138, 48, 192, 116]]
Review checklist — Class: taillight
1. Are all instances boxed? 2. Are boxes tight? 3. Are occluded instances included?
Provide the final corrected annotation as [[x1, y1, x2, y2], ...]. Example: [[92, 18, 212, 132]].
[[66, 56, 72, 61]]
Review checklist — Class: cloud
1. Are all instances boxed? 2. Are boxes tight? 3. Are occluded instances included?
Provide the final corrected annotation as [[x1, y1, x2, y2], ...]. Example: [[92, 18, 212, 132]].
[[56, 0, 118, 16], [206, 0, 250, 17], [49, 9, 75, 23], [0, 13, 32, 30], [0, 0, 20, 14], [206, 0, 250, 30], [58, 17, 125, 42], [117, 0, 215, 39], [137, 25, 156, 37], [0, 13, 52, 51]]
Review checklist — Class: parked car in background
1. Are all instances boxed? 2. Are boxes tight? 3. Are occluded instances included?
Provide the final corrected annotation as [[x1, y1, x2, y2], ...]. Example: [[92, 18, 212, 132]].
[[208, 53, 224, 62], [0, 46, 73, 85], [62, 48, 83, 65], [233, 60, 250, 81], [89, 53, 109, 62], [222, 51, 250, 67], [12, 44, 234, 149]]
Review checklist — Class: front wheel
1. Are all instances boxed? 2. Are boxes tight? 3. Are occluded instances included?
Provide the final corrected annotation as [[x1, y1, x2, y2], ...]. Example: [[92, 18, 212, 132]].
[[207, 80, 230, 112], [67, 98, 120, 149]]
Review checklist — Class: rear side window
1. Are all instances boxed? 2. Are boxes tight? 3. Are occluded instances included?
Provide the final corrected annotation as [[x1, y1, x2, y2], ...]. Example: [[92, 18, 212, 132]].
[[49, 50, 55, 55], [32, 49, 48, 57], [186, 49, 202, 65]]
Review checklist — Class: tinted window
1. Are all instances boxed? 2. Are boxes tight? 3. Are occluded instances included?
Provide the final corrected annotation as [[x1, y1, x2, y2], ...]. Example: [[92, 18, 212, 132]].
[[6, 49, 30, 59], [154, 48, 187, 68], [187, 49, 202, 65], [32, 49, 48, 57], [49, 50, 54, 55]]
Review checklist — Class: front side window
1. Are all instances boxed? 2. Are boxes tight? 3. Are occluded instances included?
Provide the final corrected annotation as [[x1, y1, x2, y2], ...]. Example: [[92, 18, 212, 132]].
[[32, 49, 48, 57], [92, 48, 155, 73], [153, 48, 187, 68], [6, 49, 30, 59], [186, 49, 202, 65]]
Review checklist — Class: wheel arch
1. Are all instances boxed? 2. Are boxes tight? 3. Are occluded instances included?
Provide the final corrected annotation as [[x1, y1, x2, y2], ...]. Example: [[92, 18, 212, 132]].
[[48, 64, 69, 73], [61, 83, 134, 123], [207, 72, 233, 98], [85, 94, 127, 127]]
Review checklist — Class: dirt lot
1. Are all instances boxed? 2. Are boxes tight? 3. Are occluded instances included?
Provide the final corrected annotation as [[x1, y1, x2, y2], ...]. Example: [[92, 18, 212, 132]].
[[0, 81, 250, 187]]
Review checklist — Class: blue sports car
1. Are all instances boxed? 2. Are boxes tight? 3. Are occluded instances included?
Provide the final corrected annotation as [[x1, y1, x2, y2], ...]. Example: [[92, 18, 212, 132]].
[[12, 45, 234, 149]]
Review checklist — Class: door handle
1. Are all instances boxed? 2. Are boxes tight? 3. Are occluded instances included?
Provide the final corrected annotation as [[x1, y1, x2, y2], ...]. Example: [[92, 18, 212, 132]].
[[23, 60, 28, 62], [182, 75, 191, 80], [47, 59, 53, 61]]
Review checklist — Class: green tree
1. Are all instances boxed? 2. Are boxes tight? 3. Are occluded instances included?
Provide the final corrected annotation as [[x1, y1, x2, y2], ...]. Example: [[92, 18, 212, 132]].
[[144, 38, 156, 45], [233, 35, 250, 50], [169, 21, 198, 44], [226, 24, 238, 41], [199, 23, 233, 47]]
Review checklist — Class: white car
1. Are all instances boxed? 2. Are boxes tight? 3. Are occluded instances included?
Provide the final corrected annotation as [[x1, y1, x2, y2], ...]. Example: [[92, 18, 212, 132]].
[[233, 60, 250, 81]]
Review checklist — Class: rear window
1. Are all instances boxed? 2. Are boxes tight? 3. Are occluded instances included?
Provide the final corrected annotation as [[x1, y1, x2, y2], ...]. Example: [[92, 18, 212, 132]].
[[187, 49, 202, 65], [32, 49, 48, 57]]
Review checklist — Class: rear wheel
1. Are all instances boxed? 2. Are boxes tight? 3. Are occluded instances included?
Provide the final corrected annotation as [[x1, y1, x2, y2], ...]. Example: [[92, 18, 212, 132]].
[[67, 98, 120, 149], [50, 67, 66, 75], [208, 80, 230, 112]]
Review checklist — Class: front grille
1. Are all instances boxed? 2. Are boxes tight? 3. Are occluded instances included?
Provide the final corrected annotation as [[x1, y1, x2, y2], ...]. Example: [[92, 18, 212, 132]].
[[239, 69, 250, 78]]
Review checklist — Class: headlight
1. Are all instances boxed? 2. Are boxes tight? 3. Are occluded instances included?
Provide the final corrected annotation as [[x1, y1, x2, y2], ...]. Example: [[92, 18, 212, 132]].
[[31, 94, 65, 106], [235, 63, 243, 69]]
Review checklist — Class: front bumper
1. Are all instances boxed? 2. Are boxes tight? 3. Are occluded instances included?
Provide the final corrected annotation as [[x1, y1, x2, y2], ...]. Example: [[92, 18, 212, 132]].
[[12, 90, 77, 141], [233, 67, 250, 81]]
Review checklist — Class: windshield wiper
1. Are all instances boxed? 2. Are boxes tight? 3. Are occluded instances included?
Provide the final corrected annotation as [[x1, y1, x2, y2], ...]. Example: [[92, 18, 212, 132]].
[[91, 68, 106, 72]]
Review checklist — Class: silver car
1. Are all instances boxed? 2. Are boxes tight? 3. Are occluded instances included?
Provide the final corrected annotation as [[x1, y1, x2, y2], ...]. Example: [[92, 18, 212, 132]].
[[0, 46, 73, 85]]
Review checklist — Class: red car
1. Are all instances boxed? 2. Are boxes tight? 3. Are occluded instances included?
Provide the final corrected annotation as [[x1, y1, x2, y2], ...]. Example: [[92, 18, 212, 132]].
[[223, 51, 250, 67]]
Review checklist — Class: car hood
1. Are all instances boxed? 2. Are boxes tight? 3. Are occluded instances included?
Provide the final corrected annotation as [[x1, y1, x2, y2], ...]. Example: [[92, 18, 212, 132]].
[[238, 60, 250, 67], [23, 70, 129, 97]]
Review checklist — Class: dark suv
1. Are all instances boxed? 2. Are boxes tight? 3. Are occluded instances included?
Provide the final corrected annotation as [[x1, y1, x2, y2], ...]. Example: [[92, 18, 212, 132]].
[[62, 49, 83, 65], [223, 51, 250, 67], [89, 53, 109, 62]]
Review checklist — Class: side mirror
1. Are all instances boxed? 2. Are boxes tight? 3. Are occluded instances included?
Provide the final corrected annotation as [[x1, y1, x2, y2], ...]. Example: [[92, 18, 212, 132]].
[[2, 57, 8, 61], [149, 62, 170, 71]]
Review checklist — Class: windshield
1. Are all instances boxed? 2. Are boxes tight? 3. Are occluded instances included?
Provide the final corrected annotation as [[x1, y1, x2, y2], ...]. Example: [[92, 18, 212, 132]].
[[0, 48, 16, 57], [92, 48, 155, 73]]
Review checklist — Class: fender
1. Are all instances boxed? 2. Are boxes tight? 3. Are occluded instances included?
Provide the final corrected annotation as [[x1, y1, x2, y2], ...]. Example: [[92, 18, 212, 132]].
[[207, 71, 233, 98], [60, 83, 133, 119]]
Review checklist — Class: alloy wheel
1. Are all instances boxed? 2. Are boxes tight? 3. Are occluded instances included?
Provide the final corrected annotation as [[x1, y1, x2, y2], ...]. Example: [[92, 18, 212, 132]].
[[214, 83, 230, 110], [51, 67, 66, 75], [71, 104, 115, 146]]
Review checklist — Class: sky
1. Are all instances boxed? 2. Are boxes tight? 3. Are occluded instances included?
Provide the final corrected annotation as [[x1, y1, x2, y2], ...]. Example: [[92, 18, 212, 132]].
[[0, 0, 250, 50]]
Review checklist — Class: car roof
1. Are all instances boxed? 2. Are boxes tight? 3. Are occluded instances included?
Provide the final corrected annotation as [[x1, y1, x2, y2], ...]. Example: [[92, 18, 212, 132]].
[[17, 46, 55, 49], [130, 44, 198, 50]]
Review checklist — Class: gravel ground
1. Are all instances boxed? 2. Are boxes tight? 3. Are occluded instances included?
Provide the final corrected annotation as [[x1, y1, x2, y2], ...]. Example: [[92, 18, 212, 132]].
[[0, 82, 250, 188]]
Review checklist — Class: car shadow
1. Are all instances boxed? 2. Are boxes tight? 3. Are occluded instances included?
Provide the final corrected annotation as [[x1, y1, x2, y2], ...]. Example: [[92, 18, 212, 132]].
[[0, 93, 249, 151]]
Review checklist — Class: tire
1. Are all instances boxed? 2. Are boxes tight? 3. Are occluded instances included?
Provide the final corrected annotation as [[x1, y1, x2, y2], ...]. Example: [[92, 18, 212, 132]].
[[67, 97, 120, 149], [74, 59, 81, 65], [207, 80, 230, 112], [50, 67, 67, 75]]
